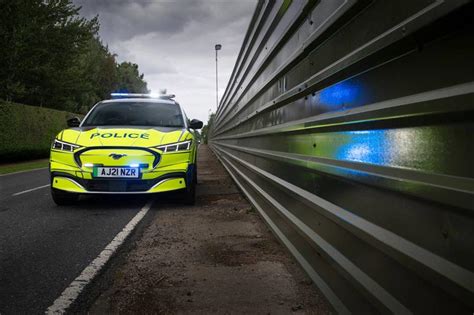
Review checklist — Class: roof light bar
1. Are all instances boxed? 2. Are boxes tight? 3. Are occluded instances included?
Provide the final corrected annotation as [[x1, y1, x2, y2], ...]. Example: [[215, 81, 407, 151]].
[[110, 93, 175, 99]]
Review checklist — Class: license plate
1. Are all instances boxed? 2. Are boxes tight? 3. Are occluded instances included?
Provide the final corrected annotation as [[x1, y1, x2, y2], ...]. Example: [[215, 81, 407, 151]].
[[93, 167, 139, 178]]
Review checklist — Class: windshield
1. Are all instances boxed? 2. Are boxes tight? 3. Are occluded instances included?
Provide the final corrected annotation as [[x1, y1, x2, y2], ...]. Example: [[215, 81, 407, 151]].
[[82, 101, 184, 127]]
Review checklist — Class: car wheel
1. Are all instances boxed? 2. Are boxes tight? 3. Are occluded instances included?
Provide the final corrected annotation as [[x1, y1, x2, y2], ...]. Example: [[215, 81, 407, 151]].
[[51, 188, 79, 205], [182, 167, 197, 205], [182, 182, 196, 205]]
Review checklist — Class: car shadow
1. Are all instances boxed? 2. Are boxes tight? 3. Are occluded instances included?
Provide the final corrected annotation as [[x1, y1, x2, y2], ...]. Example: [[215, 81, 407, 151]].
[[60, 191, 187, 211]]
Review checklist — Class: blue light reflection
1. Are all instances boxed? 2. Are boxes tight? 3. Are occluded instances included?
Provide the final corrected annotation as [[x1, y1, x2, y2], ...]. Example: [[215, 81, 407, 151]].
[[335, 130, 387, 165], [319, 82, 361, 107]]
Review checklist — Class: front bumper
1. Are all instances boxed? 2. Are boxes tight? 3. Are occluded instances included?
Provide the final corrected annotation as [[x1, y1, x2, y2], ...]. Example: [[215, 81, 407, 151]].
[[51, 173, 186, 194], [50, 147, 193, 194]]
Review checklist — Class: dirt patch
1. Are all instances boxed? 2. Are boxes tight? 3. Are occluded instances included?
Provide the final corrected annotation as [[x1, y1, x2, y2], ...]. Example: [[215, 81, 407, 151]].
[[88, 145, 331, 314], [204, 237, 284, 267]]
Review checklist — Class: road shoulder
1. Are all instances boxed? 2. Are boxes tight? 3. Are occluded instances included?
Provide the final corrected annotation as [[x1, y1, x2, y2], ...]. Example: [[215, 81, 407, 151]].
[[88, 145, 331, 314]]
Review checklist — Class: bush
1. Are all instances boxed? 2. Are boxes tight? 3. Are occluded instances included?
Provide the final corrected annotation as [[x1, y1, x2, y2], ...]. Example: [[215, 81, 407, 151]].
[[0, 101, 82, 162]]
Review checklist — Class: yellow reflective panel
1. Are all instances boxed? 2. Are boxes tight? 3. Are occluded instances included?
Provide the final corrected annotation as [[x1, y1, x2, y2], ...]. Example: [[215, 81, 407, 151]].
[[52, 177, 87, 193], [50, 151, 78, 169], [73, 128, 182, 147], [148, 178, 186, 193]]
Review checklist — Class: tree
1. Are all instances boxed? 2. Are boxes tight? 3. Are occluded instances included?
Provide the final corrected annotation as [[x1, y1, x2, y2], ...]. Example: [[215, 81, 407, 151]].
[[0, 0, 149, 113], [0, 0, 98, 111], [73, 37, 118, 112], [116, 62, 149, 94]]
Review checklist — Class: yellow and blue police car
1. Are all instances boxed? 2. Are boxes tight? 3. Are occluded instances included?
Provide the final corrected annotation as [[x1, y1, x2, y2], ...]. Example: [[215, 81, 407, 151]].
[[49, 92, 202, 205]]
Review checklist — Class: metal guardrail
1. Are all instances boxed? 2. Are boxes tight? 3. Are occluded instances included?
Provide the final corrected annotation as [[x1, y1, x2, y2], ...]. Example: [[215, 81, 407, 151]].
[[210, 0, 474, 313]]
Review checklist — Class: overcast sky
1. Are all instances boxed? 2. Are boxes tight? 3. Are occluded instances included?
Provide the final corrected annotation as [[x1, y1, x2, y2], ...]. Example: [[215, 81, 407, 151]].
[[73, 0, 256, 122]]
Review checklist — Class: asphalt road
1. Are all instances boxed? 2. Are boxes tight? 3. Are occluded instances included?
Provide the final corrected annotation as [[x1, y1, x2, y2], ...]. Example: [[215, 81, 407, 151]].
[[0, 167, 151, 314]]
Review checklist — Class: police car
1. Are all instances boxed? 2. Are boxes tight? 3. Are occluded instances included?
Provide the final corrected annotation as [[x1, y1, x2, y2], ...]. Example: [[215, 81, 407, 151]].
[[49, 92, 203, 205]]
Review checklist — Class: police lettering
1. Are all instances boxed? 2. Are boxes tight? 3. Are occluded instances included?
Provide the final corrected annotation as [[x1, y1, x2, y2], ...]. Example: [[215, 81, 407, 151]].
[[90, 133, 150, 139]]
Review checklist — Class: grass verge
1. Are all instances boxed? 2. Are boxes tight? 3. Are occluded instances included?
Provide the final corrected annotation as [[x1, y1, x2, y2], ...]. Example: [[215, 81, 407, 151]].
[[0, 159, 49, 175]]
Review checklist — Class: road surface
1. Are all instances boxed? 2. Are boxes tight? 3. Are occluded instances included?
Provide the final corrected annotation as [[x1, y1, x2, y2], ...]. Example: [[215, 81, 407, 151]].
[[0, 167, 151, 314]]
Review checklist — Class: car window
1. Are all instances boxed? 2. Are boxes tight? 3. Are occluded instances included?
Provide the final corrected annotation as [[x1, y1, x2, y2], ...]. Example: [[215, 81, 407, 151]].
[[82, 101, 184, 127], [183, 111, 190, 126]]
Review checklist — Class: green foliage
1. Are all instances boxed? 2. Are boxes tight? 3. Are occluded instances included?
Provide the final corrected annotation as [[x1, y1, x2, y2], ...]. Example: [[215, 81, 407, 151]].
[[0, 101, 82, 162], [0, 0, 149, 162], [72, 37, 120, 112], [0, 0, 97, 110], [0, 0, 148, 113], [116, 62, 149, 94], [201, 112, 215, 144]]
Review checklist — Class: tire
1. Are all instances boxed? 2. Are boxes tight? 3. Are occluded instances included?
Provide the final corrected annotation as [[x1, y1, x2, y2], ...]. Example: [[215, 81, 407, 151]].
[[182, 166, 197, 205], [182, 182, 196, 205], [51, 188, 79, 205]]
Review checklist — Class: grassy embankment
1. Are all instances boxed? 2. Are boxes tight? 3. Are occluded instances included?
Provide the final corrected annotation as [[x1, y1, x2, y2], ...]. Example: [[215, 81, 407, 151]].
[[0, 101, 81, 174]]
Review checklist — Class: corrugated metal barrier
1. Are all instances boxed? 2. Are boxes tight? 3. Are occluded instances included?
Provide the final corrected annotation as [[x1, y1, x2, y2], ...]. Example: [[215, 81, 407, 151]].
[[209, 0, 474, 313]]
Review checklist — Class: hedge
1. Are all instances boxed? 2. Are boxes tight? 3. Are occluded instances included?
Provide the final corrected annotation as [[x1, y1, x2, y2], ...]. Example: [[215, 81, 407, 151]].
[[0, 101, 82, 162]]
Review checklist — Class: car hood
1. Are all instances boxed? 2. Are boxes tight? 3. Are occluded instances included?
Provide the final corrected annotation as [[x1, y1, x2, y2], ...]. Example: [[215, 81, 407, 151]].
[[59, 126, 187, 147]]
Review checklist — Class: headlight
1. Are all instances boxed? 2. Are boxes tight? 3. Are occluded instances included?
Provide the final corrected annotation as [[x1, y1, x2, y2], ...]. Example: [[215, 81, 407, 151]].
[[52, 139, 81, 152], [156, 140, 191, 153]]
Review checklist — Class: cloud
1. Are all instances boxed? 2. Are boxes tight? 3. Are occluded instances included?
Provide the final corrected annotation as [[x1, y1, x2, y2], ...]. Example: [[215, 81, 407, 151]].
[[73, 0, 256, 122], [74, 0, 254, 41]]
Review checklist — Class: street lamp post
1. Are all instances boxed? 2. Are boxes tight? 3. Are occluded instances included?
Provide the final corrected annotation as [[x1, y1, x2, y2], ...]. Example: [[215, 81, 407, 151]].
[[215, 44, 222, 111]]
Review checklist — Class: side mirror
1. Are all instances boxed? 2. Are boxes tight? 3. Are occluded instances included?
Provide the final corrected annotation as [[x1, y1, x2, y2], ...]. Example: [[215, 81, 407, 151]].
[[189, 119, 203, 129], [67, 117, 81, 128]]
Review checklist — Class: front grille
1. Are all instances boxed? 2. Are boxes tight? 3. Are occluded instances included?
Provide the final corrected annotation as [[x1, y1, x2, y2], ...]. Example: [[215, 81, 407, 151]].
[[84, 179, 159, 192]]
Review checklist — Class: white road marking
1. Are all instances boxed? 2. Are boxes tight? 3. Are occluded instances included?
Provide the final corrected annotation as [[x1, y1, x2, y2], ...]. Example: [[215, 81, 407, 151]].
[[0, 167, 48, 177], [45, 200, 154, 314], [12, 184, 50, 196]]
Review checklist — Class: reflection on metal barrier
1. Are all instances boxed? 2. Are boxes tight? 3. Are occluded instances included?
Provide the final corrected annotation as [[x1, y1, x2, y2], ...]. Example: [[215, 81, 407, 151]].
[[210, 0, 474, 313]]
